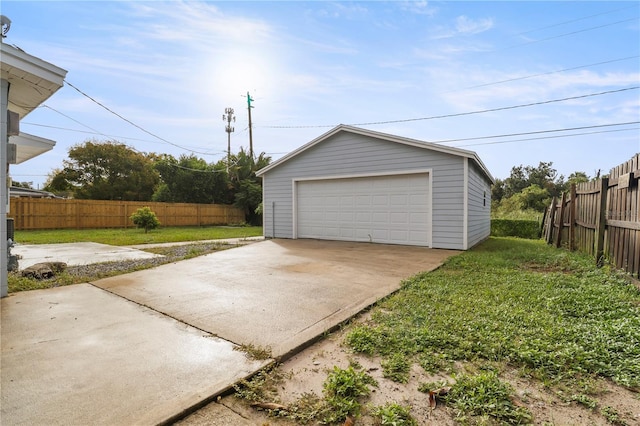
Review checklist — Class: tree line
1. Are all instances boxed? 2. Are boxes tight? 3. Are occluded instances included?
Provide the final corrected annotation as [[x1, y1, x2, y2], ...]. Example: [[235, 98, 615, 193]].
[[492, 161, 591, 219], [39, 140, 270, 225]]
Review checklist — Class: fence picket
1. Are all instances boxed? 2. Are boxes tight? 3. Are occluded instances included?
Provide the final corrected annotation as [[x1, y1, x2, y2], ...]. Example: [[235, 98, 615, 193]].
[[8, 198, 246, 230], [542, 154, 639, 277]]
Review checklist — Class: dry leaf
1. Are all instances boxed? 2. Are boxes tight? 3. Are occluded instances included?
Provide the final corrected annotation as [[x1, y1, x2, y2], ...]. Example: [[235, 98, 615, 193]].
[[428, 391, 437, 409], [343, 415, 355, 426]]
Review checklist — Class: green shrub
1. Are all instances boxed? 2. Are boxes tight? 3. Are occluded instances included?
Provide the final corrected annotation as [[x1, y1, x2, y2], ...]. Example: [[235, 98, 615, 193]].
[[130, 206, 160, 233], [491, 219, 540, 239]]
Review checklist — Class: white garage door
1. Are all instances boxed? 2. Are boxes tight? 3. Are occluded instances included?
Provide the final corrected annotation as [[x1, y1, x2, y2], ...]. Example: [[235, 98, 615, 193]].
[[296, 173, 430, 246]]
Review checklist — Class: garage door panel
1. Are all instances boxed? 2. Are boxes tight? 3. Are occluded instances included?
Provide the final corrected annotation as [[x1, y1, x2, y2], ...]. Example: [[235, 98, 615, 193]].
[[372, 195, 389, 205], [297, 173, 430, 246]]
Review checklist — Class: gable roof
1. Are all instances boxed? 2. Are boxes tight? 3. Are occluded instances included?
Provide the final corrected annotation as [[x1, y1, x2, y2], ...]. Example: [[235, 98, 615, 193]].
[[256, 125, 494, 183]]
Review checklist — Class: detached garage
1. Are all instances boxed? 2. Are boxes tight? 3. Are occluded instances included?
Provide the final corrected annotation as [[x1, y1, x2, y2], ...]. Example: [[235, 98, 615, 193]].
[[256, 125, 494, 250]]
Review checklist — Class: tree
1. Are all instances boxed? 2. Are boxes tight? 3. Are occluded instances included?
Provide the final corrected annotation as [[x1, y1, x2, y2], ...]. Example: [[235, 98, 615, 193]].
[[566, 171, 589, 186], [501, 162, 563, 200], [130, 207, 160, 233], [228, 148, 271, 225], [45, 140, 159, 200], [152, 154, 231, 204]]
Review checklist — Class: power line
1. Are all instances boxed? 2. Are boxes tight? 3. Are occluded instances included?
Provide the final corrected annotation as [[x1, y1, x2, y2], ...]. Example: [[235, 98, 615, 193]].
[[38, 95, 225, 156], [446, 55, 640, 93], [431, 121, 640, 144], [500, 17, 638, 51], [40, 105, 108, 138], [64, 80, 213, 155], [454, 127, 639, 148], [516, 4, 638, 36], [261, 86, 639, 129]]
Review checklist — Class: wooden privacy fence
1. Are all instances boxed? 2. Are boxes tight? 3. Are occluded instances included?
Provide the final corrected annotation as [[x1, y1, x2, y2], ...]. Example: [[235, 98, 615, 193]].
[[542, 154, 640, 278], [8, 198, 245, 230]]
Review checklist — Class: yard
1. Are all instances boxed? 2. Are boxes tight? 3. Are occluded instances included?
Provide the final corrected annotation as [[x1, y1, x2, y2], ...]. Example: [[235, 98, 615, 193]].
[[195, 237, 640, 425]]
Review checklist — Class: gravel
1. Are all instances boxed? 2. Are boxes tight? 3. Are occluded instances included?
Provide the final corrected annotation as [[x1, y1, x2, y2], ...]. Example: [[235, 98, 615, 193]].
[[60, 242, 235, 283]]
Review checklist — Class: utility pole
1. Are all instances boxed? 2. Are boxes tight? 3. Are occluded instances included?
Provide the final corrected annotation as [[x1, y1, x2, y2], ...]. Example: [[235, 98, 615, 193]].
[[223, 108, 235, 172], [246, 91, 254, 158]]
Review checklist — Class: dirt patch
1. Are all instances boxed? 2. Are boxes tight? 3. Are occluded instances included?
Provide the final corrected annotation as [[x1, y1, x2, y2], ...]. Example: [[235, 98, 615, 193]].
[[177, 314, 640, 425]]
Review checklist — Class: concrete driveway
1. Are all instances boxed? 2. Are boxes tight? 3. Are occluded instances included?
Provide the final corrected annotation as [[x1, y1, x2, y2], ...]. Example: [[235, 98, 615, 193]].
[[1, 239, 458, 425]]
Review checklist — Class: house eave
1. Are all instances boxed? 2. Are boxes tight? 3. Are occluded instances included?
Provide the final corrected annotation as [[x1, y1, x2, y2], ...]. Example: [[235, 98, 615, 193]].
[[1, 42, 68, 119], [9, 132, 56, 164]]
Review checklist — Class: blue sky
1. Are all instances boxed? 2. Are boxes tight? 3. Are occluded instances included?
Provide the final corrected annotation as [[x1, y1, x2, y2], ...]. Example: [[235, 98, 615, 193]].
[[3, 1, 639, 188]]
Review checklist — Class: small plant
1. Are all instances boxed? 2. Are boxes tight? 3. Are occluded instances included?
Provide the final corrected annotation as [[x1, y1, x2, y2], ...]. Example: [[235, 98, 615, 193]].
[[381, 353, 411, 383], [371, 402, 417, 425], [129, 206, 160, 233], [571, 393, 597, 410], [345, 325, 383, 355], [322, 365, 377, 423], [600, 406, 627, 426], [234, 367, 284, 403], [445, 371, 532, 424], [234, 343, 273, 361]]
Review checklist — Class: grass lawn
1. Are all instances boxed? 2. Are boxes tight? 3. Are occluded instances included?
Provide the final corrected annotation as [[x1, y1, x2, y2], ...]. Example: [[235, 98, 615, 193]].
[[14, 225, 263, 246], [234, 237, 640, 425]]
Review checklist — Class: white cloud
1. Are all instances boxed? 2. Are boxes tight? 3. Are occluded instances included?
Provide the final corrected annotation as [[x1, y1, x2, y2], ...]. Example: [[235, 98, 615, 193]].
[[400, 1, 437, 17], [455, 15, 494, 35], [431, 15, 494, 39]]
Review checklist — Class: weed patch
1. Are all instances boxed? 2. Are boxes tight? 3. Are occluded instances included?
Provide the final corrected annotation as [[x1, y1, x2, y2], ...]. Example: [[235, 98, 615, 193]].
[[371, 402, 417, 425], [381, 353, 411, 383], [445, 371, 532, 424], [345, 238, 640, 392], [322, 365, 377, 423]]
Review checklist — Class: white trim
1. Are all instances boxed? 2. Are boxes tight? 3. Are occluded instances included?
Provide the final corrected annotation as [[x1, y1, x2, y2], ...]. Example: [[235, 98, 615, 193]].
[[293, 168, 433, 182], [256, 125, 494, 184], [292, 169, 433, 247], [463, 157, 469, 250], [292, 178, 298, 239]]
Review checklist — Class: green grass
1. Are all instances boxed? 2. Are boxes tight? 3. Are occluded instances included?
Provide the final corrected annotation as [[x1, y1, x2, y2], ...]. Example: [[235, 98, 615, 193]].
[[14, 225, 262, 246], [344, 237, 640, 422]]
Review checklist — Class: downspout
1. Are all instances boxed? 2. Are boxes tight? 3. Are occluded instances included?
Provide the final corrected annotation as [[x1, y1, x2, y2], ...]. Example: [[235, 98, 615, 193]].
[[271, 201, 275, 238]]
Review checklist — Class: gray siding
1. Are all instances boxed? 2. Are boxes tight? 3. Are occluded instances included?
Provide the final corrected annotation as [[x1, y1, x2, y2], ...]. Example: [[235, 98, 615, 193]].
[[261, 132, 466, 249], [467, 161, 492, 248]]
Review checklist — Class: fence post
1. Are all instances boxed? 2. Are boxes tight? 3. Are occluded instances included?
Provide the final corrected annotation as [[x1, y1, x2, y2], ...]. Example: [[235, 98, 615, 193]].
[[555, 192, 566, 248], [569, 184, 576, 251], [595, 177, 608, 267]]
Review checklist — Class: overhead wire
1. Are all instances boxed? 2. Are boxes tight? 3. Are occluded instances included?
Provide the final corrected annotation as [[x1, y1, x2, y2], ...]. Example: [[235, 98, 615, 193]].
[[445, 55, 640, 93], [63, 80, 221, 156], [499, 17, 638, 51], [430, 121, 640, 144], [515, 4, 638, 36], [261, 86, 639, 129], [454, 127, 639, 148]]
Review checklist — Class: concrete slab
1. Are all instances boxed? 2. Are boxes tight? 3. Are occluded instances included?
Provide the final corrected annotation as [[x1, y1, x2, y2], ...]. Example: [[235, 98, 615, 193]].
[[94, 239, 459, 359], [13, 242, 163, 270], [0, 284, 267, 426]]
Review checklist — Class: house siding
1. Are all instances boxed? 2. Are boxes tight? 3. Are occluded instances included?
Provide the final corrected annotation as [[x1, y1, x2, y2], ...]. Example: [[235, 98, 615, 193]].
[[467, 161, 492, 247], [261, 132, 467, 249]]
